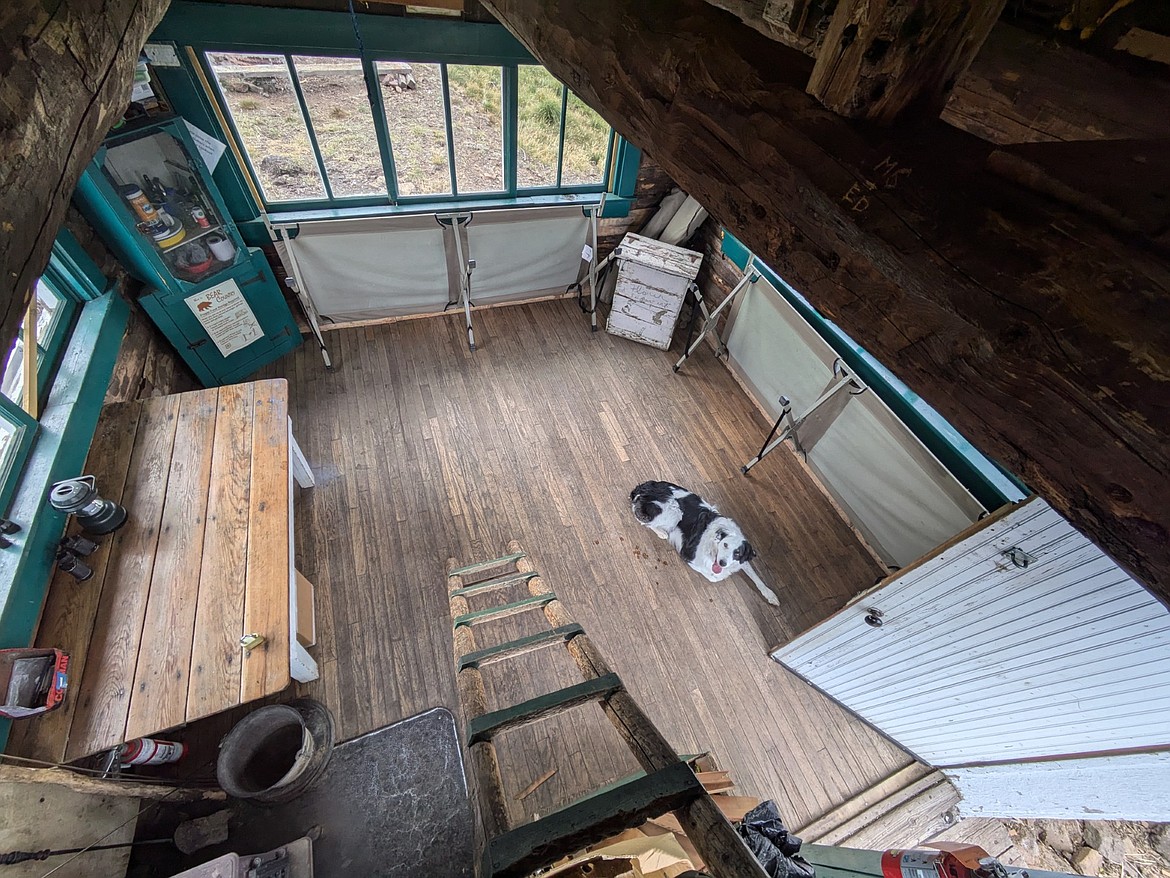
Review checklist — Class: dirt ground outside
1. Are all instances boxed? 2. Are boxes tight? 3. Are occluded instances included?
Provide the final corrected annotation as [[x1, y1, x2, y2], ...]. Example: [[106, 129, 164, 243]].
[[206, 54, 611, 203], [1003, 819, 1170, 878]]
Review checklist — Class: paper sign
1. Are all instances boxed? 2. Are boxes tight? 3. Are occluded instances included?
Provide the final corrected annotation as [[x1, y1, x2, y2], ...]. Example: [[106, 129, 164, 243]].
[[184, 121, 227, 173], [581, 244, 594, 262], [185, 279, 264, 357], [144, 43, 182, 67]]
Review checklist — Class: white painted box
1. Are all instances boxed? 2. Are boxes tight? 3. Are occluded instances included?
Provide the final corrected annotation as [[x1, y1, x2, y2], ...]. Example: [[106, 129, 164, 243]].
[[606, 233, 703, 350]]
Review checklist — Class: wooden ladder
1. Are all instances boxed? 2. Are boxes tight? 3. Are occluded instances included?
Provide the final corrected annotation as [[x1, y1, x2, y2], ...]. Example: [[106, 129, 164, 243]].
[[447, 540, 768, 878]]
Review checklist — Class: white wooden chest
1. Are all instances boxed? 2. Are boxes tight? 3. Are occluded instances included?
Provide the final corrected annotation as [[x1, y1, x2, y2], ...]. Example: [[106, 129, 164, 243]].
[[605, 233, 703, 350]]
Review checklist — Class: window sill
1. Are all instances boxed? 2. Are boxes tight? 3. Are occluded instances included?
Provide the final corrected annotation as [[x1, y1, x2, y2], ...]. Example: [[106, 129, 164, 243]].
[[267, 192, 604, 227], [0, 291, 130, 751]]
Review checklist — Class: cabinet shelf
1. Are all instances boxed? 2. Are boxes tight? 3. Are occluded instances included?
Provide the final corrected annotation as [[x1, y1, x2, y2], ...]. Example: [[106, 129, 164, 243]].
[[159, 221, 223, 253]]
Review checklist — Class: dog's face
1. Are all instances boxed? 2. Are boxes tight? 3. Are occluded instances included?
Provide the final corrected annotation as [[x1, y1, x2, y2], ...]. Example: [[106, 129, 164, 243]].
[[712, 525, 754, 572]]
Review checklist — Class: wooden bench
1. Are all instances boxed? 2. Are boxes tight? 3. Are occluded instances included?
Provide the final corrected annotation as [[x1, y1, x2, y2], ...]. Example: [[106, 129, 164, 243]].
[[7, 378, 317, 763]]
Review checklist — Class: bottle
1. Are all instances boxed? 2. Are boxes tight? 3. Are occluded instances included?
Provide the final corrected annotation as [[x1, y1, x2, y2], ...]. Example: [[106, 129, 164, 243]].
[[119, 185, 158, 224]]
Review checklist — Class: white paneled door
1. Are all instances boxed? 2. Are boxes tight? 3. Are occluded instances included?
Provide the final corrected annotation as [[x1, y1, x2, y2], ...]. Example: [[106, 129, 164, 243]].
[[773, 496, 1170, 769]]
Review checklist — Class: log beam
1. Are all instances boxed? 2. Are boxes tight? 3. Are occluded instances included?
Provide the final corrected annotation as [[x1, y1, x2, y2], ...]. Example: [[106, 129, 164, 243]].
[[480, 0, 1170, 603], [0, 0, 172, 354], [808, 0, 1007, 123]]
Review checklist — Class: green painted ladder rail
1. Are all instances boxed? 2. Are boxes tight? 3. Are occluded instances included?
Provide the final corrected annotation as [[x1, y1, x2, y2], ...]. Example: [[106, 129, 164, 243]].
[[446, 540, 768, 878]]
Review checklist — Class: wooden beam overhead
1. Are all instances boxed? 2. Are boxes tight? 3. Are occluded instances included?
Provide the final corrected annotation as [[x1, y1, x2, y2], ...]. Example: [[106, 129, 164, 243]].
[[0, 0, 171, 352], [479, 0, 1170, 604], [808, 0, 1008, 123]]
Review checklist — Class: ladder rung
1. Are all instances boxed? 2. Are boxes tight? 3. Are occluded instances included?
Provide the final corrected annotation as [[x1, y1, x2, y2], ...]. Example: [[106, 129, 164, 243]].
[[449, 552, 527, 578], [467, 673, 622, 746], [450, 570, 538, 598], [458, 624, 584, 671], [487, 761, 705, 878], [453, 593, 555, 628]]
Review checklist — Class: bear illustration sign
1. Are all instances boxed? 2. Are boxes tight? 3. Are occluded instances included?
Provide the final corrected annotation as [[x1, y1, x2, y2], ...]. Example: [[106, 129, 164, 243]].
[[184, 278, 264, 357]]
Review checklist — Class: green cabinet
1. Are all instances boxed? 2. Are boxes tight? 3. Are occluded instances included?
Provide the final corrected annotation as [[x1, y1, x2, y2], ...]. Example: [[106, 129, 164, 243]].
[[74, 116, 300, 386]]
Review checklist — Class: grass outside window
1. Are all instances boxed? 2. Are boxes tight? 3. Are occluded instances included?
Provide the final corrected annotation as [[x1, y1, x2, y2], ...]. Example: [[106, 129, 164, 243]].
[[202, 51, 613, 210]]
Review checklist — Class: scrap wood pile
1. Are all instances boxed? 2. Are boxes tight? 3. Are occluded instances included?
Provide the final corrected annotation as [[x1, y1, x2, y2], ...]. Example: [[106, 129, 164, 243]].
[[541, 760, 768, 878]]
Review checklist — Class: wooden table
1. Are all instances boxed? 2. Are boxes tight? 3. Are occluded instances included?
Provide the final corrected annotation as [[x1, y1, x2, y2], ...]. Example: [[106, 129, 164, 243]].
[[7, 379, 318, 763]]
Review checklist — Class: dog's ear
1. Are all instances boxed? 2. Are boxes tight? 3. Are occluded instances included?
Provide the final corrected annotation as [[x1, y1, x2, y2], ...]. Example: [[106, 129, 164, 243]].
[[734, 541, 755, 563]]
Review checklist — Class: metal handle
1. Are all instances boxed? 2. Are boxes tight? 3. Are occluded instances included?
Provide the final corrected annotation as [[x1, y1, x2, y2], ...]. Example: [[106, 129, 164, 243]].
[[864, 607, 885, 628]]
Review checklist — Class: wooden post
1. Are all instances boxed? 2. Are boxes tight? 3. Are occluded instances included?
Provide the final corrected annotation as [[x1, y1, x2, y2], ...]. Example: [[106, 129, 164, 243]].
[[21, 291, 37, 417], [447, 559, 511, 852], [807, 0, 1007, 123], [0, 763, 226, 802]]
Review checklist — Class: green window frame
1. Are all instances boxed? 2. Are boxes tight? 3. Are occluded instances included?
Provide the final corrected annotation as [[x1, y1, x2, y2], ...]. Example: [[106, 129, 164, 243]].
[[199, 51, 615, 212], [0, 237, 94, 516]]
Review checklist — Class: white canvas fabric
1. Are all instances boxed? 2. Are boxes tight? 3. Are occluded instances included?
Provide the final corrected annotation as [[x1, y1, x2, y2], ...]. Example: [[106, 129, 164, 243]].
[[282, 206, 590, 322], [726, 275, 984, 566]]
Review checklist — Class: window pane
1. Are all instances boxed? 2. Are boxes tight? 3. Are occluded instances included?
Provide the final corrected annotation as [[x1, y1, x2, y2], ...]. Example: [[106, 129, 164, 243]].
[[561, 92, 610, 186], [0, 415, 19, 481], [377, 61, 451, 197], [1, 337, 24, 406], [446, 65, 504, 194], [206, 52, 326, 202], [291, 56, 387, 198], [33, 279, 64, 344], [516, 66, 562, 189]]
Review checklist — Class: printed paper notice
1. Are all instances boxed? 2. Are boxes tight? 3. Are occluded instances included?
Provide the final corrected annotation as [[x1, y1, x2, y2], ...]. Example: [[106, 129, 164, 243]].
[[184, 121, 226, 172], [185, 279, 264, 357]]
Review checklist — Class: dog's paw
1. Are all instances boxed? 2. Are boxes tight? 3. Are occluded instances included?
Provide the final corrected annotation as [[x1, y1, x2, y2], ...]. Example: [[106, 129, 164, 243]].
[[763, 592, 780, 607], [652, 529, 668, 540]]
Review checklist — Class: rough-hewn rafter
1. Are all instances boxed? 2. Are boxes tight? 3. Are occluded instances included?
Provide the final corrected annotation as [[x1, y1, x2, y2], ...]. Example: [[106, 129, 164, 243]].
[[0, 0, 171, 351], [481, 0, 1170, 602], [808, 0, 1007, 123]]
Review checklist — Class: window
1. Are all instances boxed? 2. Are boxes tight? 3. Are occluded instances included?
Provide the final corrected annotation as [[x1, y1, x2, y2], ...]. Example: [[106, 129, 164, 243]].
[[204, 52, 615, 210], [517, 66, 611, 189], [0, 263, 84, 514]]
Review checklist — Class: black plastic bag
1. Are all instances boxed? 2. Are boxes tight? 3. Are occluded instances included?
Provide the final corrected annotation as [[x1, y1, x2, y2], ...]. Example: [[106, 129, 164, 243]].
[[737, 800, 817, 878]]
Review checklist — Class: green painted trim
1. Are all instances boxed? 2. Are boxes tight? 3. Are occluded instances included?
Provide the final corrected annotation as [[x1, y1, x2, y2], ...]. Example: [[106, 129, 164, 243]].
[[47, 229, 109, 302], [286, 55, 335, 201], [267, 193, 602, 225], [154, 1, 533, 63], [555, 85, 568, 188], [0, 400, 38, 520], [721, 230, 1027, 509], [487, 761, 703, 878], [611, 137, 641, 199], [0, 291, 130, 753], [448, 551, 525, 576], [452, 593, 553, 628], [549, 755, 703, 813], [502, 65, 518, 195], [599, 196, 631, 218], [457, 624, 583, 671], [467, 673, 622, 745], [449, 570, 537, 598], [364, 58, 400, 202], [440, 63, 459, 197]]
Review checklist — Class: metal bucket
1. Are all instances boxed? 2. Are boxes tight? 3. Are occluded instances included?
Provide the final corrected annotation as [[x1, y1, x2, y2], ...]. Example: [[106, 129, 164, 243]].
[[216, 702, 332, 803]]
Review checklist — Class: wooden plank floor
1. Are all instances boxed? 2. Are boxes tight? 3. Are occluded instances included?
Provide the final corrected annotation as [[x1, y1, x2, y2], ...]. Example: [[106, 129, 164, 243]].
[[258, 297, 915, 831]]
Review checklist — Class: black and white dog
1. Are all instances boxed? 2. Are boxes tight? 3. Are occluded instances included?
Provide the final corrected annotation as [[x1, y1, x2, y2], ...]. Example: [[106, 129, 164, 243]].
[[630, 480, 780, 606]]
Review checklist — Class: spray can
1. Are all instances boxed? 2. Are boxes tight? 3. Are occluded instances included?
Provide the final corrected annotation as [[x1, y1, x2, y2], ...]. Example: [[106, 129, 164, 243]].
[[119, 737, 187, 767]]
